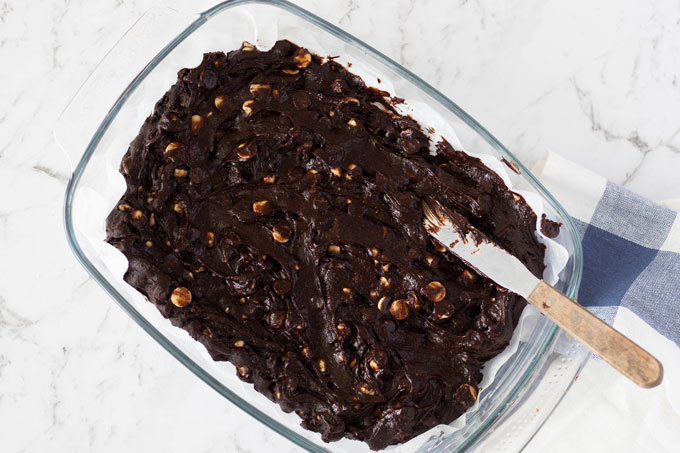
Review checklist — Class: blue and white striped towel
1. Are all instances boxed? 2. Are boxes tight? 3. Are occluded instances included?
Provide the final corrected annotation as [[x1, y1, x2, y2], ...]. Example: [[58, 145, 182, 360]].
[[525, 152, 680, 453]]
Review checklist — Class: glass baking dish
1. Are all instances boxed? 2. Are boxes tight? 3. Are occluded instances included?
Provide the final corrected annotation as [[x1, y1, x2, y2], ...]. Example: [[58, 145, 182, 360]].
[[56, 1, 588, 451]]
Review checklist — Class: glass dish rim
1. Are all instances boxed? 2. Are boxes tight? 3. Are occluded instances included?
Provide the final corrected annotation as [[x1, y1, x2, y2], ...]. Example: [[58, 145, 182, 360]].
[[61, 0, 584, 451]]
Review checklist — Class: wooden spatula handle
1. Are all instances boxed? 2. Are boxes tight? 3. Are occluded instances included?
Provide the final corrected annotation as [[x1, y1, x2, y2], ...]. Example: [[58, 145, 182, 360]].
[[528, 281, 663, 388]]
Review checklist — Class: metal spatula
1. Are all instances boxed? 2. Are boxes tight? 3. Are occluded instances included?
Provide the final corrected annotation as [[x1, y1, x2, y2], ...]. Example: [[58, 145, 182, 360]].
[[422, 199, 663, 388]]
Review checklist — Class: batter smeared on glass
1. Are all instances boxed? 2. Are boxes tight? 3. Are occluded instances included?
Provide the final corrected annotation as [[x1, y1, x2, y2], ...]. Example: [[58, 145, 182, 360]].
[[106, 40, 558, 450]]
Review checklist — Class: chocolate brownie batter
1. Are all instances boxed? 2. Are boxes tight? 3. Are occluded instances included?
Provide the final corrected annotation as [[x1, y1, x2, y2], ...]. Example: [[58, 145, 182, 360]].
[[106, 40, 556, 450]]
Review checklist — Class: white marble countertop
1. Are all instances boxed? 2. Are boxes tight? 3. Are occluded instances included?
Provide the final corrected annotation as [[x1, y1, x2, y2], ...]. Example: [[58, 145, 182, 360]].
[[1, 0, 679, 451]]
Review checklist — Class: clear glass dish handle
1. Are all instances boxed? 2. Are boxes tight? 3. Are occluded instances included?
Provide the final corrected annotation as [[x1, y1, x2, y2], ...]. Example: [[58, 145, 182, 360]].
[[53, 7, 197, 172]]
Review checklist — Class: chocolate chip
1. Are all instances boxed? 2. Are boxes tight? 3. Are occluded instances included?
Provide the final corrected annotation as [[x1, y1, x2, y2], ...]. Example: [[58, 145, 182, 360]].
[[272, 225, 292, 243], [268, 311, 286, 328], [292, 91, 311, 109], [200, 69, 217, 89], [423, 281, 446, 303], [273, 279, 291, 296], [389, 299, 409, 320]]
